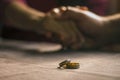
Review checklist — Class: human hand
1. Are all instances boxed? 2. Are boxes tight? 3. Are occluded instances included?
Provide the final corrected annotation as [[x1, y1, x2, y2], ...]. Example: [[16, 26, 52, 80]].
[[58, 6, 110, 49], [60, 6, 105, 37], [38, 8, 86, 49]]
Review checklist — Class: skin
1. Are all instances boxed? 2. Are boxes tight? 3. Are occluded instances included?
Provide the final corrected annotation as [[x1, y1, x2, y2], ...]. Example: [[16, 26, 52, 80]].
[[5, 0, 120, 50], [57, 6, 120, 49], [4, 1, 85, 49]]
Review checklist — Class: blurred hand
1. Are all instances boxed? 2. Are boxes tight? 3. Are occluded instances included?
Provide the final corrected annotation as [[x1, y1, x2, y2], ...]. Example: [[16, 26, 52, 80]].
[[39, 8, 86, 49], [58, 6, 109, 49], [60, 6, 105, 37]]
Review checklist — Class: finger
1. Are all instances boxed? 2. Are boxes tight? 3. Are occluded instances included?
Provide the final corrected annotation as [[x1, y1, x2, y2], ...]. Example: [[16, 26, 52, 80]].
[[59, 6, 68, 12], [56, 21, 74, 46], [80, 6, 88, 10], [59, 20, 85, 49], [76, 6, 88, 10], [60, 8, 82, 21], [42, 15, 71, 44], [66, 20, 85, 49], [51, 6, 67, 14], [68, 23, 85, 49], [51, 7, 68, 19], [49, 8, 61, 18]]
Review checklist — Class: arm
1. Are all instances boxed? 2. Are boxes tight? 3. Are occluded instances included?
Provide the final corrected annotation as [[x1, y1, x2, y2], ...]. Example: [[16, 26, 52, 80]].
[[105, 14, 120, 29], [4, 0, 45, 31], [103, 14, 120, 42], [60, 6, 120, 48], [4, 2, 84, 49]]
